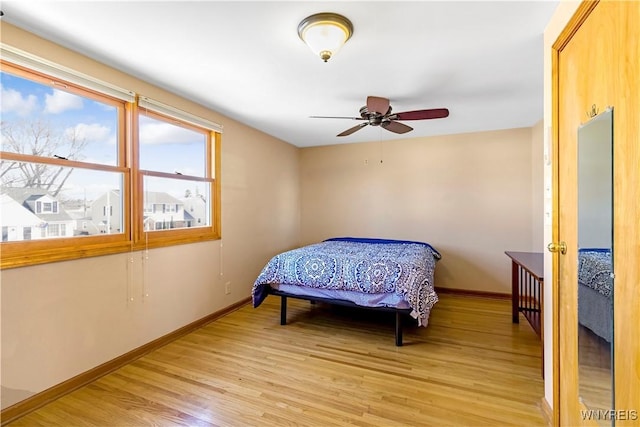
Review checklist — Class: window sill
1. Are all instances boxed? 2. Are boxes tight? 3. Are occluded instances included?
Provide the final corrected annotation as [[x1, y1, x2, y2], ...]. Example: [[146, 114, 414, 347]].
[[0, 233, 221, 269]]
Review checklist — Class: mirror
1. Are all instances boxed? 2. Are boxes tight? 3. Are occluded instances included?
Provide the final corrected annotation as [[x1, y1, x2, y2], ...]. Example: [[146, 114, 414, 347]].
[[577, 107, 614, 423]]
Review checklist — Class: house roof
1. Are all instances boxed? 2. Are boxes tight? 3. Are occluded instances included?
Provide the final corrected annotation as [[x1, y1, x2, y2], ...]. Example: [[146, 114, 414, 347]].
[[145, 191, 182, 205], [0, 194, 43, 226], [2, 188, 73, 221], [3, 187, 50, 204]]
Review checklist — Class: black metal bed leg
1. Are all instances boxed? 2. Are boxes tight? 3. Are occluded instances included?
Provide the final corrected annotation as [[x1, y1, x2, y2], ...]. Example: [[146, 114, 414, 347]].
[[280, 296, 287, 325], [395, 311, 403, 346]]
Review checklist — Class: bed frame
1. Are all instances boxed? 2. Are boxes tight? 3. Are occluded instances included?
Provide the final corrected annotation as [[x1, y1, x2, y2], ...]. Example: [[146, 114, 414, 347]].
[[268, 288, 412, 346]]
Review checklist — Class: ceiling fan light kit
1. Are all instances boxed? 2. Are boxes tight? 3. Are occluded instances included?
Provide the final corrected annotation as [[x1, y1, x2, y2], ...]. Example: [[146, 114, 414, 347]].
[[298, 12, 353, 62]]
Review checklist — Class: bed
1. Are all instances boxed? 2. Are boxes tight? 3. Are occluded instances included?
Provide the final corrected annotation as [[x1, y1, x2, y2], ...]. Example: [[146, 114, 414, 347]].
[[252, 237, 441, 346], [577, 248, 613, 343]]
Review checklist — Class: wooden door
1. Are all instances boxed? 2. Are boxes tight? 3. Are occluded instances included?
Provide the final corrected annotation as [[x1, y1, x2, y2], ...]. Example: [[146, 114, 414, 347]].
[[553, 1, 639, 426]]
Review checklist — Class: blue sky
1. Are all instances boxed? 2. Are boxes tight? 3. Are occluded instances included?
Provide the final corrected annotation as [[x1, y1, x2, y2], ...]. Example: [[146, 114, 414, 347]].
[[1, 71, 208, 201]]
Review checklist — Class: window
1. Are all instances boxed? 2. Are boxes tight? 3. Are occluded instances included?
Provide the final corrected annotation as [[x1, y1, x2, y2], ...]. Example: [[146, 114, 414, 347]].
[[48, 224, 60, 237], [136, 98, 220, 246], [0, 52, 221, 269], [0, 60, 129, 267]]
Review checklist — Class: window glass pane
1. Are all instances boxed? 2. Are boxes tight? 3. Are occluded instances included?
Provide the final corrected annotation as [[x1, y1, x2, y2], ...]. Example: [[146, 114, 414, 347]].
[[138, 114, 206, 177], [1, 161, 124, 240], [0, 71, 119, 166], [143, 175, 210, 231]]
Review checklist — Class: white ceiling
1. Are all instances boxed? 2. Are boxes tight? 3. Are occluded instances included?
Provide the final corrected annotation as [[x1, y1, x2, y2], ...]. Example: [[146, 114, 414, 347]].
[[1, 1, 559, 148]]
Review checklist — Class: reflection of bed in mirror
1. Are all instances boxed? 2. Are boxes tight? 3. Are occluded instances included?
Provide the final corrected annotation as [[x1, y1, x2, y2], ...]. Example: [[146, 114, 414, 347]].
[[578, 248, 613, 343], [577, 247, 613, 417]]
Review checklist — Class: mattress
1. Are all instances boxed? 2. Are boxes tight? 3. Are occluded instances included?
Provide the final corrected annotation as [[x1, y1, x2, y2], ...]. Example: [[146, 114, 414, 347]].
[[252, 237, 440, 326]]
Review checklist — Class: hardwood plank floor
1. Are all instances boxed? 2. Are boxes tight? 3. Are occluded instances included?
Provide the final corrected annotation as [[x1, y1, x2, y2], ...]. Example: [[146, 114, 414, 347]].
[[578, 325, 613, 416], [8, 294, 545, 426]]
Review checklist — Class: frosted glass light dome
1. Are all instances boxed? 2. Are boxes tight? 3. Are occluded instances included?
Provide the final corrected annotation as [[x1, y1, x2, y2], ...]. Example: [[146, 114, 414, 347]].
[[298, 13, 354, 62]]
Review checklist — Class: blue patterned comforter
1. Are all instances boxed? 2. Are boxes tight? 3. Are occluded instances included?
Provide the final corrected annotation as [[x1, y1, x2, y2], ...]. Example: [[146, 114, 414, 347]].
[[252, 238, 441, 326], [578, 249, 612, 298]]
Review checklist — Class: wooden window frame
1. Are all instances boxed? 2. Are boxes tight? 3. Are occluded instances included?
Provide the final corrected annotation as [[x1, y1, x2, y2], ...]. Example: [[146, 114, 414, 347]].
[[133, 107, 221, 250], [0, 60, 221, 269]]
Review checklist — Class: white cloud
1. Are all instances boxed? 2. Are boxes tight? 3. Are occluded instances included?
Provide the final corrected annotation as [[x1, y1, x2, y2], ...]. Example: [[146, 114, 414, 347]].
[[44, 89, 83, 114], [139, 121, 201, 145], [0, 84, 38, 116], [106, 134, 118, 146], [64, 123, 111, 142]]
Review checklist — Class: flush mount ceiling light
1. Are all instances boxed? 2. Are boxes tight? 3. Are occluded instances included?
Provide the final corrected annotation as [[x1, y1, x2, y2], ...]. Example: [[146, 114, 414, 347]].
[[298, 12, 353, 63]]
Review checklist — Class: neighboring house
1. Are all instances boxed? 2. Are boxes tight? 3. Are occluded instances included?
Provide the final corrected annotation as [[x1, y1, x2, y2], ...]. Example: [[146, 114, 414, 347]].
[[180, 195, 208, 228], [90, 190, 122, 234], [0, 193, 44, 242], [66, 210, 100, 236], [143, 191, 189, 231], [2, 188, 205, 237], [1, 188, 75, 241], [62, 199, 99, 236]]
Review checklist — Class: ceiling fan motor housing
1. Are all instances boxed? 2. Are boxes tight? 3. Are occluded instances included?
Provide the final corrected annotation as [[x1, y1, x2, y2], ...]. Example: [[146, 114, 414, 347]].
[[359, 105, 392, 126]]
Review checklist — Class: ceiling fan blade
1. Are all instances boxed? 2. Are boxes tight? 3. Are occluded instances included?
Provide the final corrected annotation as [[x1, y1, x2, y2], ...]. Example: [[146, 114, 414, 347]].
[[394, 108, 449, 120], [382, 120, 413, 134], [367, 96, 390, 115], [310, 115, 365, 120], [338, 123, 368, 137]]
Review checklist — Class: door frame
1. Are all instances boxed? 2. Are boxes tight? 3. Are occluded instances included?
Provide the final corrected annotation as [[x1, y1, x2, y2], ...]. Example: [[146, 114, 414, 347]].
[[550, 1, 600, 425]]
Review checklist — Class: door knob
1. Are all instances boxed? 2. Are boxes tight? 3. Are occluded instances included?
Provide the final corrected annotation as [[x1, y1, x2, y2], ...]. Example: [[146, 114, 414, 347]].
[[547, 241, 567, 255]]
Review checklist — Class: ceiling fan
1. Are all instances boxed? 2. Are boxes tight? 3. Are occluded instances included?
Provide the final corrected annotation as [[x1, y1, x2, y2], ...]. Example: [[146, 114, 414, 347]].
[[311, 96, 449, 137]]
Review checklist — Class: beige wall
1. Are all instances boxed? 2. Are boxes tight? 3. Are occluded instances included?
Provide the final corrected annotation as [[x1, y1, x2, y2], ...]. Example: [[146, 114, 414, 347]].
[[531, 119, 544, 250], [300, 127, 536, 294], [0, 23, 300, 409]]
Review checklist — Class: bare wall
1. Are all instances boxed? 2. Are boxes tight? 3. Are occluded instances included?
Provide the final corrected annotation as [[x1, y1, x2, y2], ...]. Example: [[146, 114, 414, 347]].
[[300, 128, 535, 293], [0, 23, 300, 409], [532, 119, 545, 250]]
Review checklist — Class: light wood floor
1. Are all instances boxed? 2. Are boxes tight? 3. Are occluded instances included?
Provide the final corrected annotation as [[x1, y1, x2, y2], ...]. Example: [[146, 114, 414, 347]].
[[578, 325, 613, 417], [9, 294, 546, 426]]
